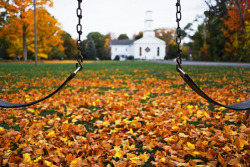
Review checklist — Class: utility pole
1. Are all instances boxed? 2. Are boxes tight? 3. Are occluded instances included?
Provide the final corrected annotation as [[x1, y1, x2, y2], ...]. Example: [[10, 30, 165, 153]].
[[33, 0, 38, 67]]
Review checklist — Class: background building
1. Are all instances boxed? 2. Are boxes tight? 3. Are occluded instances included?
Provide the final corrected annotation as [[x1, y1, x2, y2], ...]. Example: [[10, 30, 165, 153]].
[[111, 11, 166, 60]]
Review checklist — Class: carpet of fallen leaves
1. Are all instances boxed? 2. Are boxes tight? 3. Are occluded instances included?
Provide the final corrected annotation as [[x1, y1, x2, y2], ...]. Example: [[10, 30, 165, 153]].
[[0, 62, 249, 167]]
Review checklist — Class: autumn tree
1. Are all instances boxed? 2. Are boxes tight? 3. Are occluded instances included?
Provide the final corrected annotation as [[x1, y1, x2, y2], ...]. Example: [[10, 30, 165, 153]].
[[133, 32, 143, 40], [0, 0, 64, 61], [32, 8, 64, 59], [222, 0, 250, 61], [155, 28, 177, 59]]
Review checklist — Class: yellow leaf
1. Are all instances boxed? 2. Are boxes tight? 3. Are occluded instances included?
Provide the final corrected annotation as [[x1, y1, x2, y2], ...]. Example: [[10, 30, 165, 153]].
[[203, 140, 208, 146], [103, 121, 110, 126], [34, 156, 41, 163], [172, 125, 179, 130], [68, 141, 73, 146], [130, 156, 140, 164], [46, 131, 55, 138], [71, 158, 78, 165], [223, 145, 231, 152], [45, 160, 53, 166], [0, 127, 4, 131], [187, 105, 193, 109], [27, 108, 35, 113], [23, 153, 31, 163], [63, 120, 68, 124], [160, 157, 166, 162], [192, 151, 200, 155], [61, 138, 68, 142], [187, 142, 195, 150], [140, 152, 149, 162], [130, 128, 133, 134], [231, 131, 238, 136], [197, 110, 203, 118]]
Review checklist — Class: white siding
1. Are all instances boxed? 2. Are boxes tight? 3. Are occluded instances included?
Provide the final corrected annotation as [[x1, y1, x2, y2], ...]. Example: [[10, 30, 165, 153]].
[[111, 45, 134, 60], [133, 44, 165, 60]]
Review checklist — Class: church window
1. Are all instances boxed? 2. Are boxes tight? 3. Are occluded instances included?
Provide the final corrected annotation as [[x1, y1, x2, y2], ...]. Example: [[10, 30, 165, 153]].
[[145, 47, 150, 53], [157, 47, 160, 56], [139, 47, 142, 56]]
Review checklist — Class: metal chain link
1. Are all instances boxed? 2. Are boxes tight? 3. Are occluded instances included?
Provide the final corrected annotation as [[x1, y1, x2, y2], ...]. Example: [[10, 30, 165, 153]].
[[176, 0, 182, 71], [76, 0, 83, 70]]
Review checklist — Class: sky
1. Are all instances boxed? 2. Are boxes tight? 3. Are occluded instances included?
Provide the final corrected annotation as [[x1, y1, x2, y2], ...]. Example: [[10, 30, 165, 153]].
[[48, 0, 208, 40]]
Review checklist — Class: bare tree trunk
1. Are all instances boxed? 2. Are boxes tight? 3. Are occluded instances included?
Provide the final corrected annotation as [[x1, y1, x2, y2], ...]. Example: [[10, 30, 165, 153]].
[[23, 25, 28, 61], [234, 0, 248, 32], [33, 0, 38, 67]]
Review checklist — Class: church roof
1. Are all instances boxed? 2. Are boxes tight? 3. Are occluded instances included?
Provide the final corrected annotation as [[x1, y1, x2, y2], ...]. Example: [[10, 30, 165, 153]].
[[133, 36, 166, 45], [111, 39, 135, 45]]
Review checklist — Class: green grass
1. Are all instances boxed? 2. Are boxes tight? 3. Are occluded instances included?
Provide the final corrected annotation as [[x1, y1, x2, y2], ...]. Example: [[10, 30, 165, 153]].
[[0, 61, 249, 81]]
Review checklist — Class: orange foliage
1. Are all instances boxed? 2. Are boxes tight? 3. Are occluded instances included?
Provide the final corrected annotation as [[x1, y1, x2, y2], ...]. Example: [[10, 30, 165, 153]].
[[0, 0, 62, 59], [222, 0, 250, 56]]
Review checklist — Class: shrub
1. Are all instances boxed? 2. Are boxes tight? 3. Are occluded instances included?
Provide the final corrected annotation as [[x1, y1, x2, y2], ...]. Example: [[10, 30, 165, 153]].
[[114, 55, 120, 61]]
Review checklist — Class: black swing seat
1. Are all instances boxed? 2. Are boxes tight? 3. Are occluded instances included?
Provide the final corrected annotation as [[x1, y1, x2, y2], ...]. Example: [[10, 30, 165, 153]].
[[178, 68, 250, 111], [0, 72, 77, 108]]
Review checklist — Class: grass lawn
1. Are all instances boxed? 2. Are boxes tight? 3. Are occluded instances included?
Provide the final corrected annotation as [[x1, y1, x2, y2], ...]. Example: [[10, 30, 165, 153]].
[[0, 61, 249, 166]]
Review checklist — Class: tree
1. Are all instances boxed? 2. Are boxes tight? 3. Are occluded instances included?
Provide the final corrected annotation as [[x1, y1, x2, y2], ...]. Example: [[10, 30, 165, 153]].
[[0, 2, 9, 29], [0, 37, 10, 59], [118, 34, 129, 40], [203, 0, 231, 61], [222, 0, 250, 61], [0, 0, 54, 61], [133, 32, 143, 40], [86, 32, 107, 60], [30, 8, 64, 59], [61, 31, 78, 59], [155, 28, 175, 59], [85, 36, 96, 60], [48, 46, 64, 60], [233, 0, 249, 32], [103, 33, 111, 60], [190, 24, 208, 61]]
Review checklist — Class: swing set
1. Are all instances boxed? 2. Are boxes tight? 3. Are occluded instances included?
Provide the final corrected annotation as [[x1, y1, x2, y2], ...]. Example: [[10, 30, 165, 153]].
[[0, 0, 249, 115]]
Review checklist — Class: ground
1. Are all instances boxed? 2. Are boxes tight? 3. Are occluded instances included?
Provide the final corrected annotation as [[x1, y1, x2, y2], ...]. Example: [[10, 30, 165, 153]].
[[0, 61, 249, 166]]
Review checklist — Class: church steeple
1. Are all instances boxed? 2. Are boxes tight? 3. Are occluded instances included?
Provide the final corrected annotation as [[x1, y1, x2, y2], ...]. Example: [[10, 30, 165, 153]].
[[144, 11, 155, 37]]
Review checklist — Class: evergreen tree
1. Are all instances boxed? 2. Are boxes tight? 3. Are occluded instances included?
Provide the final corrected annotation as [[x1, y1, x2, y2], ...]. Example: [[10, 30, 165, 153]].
[[85, 36, 96, 60], [87, 32, 106, 60]]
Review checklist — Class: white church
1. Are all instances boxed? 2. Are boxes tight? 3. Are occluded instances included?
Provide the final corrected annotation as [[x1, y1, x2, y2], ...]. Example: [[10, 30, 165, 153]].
[[110, 11, 166, 60]]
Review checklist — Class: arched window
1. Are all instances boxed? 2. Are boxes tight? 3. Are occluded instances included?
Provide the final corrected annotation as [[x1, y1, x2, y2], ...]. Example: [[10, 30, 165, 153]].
[[157, 47, 160, 56], [139, 47, 142, 56]]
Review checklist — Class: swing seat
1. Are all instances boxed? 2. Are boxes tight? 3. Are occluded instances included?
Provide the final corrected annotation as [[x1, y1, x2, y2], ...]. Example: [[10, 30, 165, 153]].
[[178, 68, 250, 111], [0, 70, 78, 108]]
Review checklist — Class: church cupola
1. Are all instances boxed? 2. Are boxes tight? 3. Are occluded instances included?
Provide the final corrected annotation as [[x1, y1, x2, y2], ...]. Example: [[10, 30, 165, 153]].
[[144, 11, 155, 37]]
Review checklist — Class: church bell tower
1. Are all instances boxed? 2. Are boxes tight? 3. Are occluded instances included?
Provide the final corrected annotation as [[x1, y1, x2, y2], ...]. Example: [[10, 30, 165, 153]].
[[144, 11, 155, 37]]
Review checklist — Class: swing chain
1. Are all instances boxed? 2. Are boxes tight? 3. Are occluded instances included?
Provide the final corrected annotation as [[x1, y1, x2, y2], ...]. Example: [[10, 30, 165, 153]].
[[76, 0, 83, 71], [176, 0, 182, 71]]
